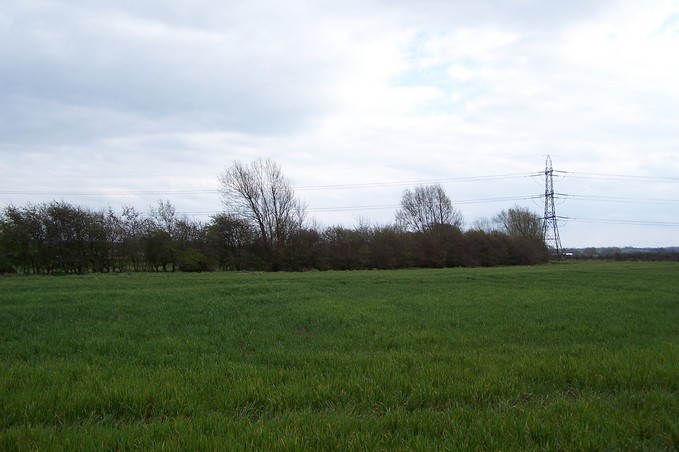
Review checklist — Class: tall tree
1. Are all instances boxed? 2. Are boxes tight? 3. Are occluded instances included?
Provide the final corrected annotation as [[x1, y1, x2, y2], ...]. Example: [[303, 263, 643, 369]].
[[395, 184, 463, 233], [494, 205, 544, 241], [218, 158, 305, 270]]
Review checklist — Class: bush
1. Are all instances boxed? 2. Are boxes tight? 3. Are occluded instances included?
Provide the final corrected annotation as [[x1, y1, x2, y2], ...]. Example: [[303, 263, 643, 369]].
[[177, 249, 214, 272]]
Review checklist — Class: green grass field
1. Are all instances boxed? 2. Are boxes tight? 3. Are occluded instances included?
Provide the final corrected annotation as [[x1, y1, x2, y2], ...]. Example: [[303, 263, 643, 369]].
[[1, 262, 678, 450]]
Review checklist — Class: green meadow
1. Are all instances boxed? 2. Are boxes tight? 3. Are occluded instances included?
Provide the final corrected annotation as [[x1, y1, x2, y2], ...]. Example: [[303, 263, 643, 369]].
[[1, 262, 678, 450]]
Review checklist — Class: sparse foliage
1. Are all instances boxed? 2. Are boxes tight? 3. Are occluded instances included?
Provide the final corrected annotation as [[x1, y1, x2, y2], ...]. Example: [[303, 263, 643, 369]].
[[396, 184, 463, 233], [218, 158, 305, 270], [494, 205, 544, 241]]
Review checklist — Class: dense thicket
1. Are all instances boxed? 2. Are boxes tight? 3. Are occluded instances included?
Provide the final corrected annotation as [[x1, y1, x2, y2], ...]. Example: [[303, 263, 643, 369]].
[[0, 200, 549, 274]]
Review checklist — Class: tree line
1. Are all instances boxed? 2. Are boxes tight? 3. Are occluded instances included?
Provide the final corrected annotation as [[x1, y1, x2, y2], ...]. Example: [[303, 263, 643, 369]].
[[563, 247, 679, 262], [0, 159, 549, 274]]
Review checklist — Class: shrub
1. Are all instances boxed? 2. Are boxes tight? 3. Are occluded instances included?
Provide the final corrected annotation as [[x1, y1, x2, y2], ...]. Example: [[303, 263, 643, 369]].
[[177, 249, 213, 272]]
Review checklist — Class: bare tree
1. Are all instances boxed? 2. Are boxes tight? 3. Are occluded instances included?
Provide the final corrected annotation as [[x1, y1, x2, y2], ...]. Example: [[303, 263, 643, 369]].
[[149, 199, 178, 238], [218, 158, 305, 270], [494, 205, 544, 241], [395, 184, 463, 233], [470, 216, 495, 233]]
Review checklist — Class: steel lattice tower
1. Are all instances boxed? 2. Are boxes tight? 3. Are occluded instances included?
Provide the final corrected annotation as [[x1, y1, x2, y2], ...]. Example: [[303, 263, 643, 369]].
[[543, 155, 563, 259]]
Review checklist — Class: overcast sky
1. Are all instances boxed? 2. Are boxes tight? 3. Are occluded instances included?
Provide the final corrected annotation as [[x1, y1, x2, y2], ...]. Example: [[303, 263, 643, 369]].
[[1, 0, 678, 248]]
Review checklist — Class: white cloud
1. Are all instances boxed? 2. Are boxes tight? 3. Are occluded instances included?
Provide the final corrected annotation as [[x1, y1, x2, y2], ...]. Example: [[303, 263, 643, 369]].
[[560, 1, 679, 94]]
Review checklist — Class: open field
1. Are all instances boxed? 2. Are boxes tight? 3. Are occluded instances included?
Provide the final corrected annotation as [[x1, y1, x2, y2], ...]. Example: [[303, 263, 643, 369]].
[[1, 262, 678, 450]]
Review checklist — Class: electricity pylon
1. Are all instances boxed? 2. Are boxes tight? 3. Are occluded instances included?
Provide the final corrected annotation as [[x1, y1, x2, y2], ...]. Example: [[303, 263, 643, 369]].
[[543, 155, 563, 259]]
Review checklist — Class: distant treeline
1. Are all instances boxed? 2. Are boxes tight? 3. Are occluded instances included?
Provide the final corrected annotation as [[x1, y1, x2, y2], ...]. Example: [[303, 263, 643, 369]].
[[0, 201, 549, 274], [564, 248, 679, 262]]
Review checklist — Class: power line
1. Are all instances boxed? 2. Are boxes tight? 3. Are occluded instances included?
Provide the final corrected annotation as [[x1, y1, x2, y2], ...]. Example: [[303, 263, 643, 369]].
[[5, 168, 677, 182], [454, 195, 541, 204], [4, 170, 677, 197], [0, 173, 216, 180], [560, 216, 679, 227], [557, 171, 679, 182], [307, 195, 541, 212], [0, 189, 220, 196], [4, 169, 676, 185], [309, 204, 398, 212], [183, 194, 542, 217], [296, 172, 540, 191], [0, 172, 540, 196], [561, 194, 679, 204]]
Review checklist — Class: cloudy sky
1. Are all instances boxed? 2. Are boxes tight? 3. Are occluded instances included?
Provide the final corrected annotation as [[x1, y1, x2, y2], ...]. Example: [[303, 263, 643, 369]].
[[1, 0, 678, 247]]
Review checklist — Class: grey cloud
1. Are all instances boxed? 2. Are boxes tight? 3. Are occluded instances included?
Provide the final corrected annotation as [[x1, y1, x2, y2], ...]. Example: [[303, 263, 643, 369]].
[[1, 0, 351, 145]]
